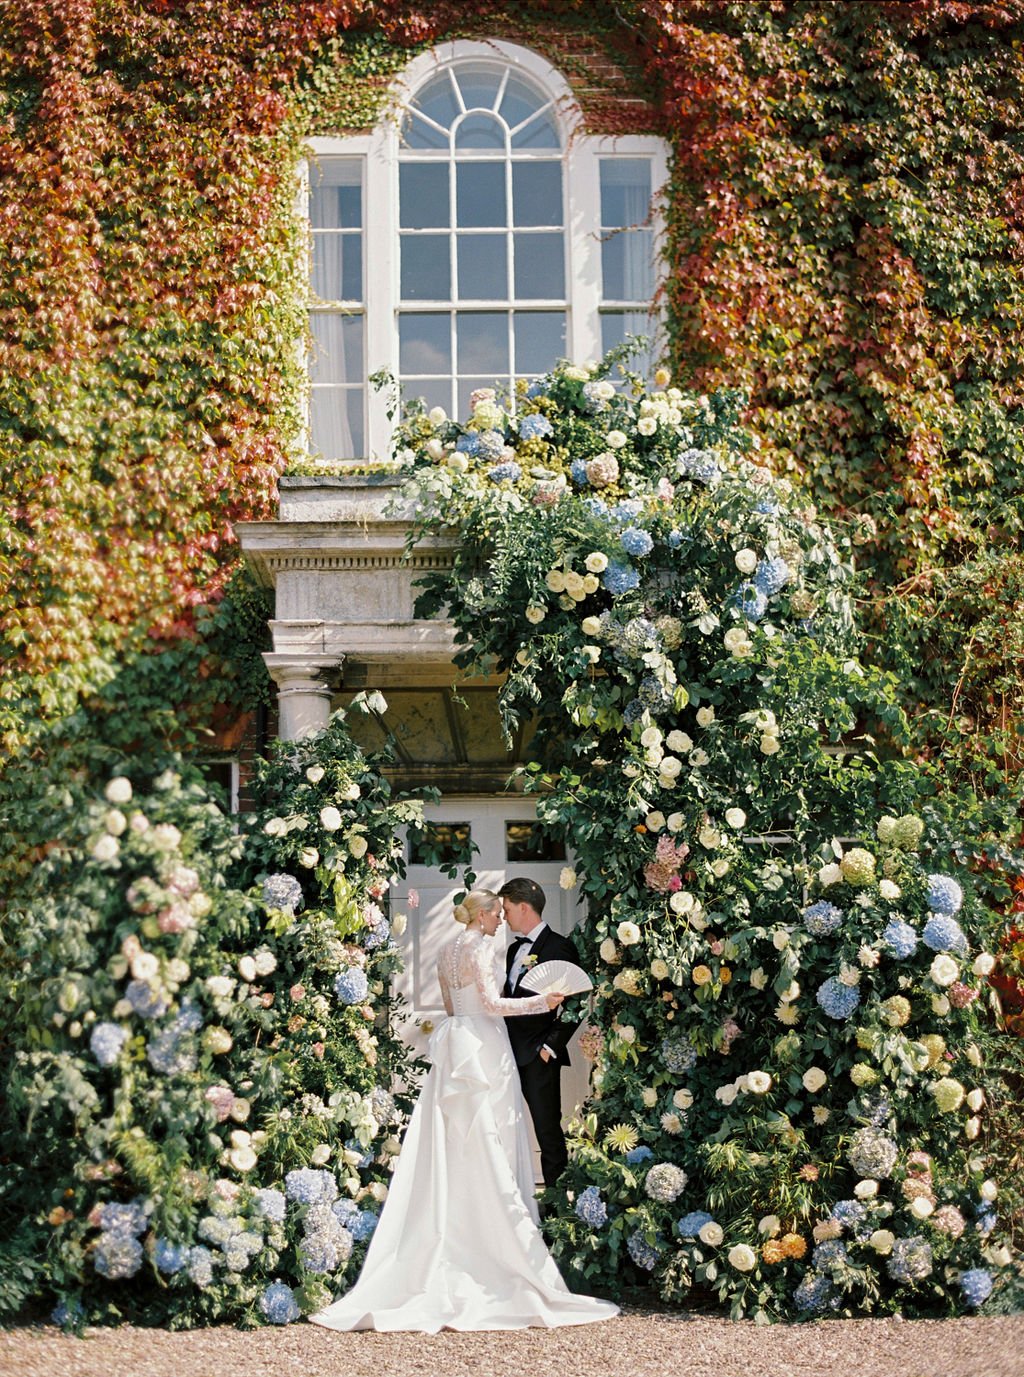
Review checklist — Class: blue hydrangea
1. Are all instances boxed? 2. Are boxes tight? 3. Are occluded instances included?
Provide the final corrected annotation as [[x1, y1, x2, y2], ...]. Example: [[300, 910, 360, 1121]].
[[154, 1239, 188, 1275], [334, 967, 369, 1005], [344, 1138, 373, 1169], [975, 1206, 996, 1237], [146, 1028, 197, 1076], [831, 1200, 866, 1229], [370, 1086, 397, 1124], [803, 900, 843, 937], [677, 448, 720, 483], [882, 918, 919, 959], [753, 556, 791, 596], [350, 1210, 379, 1243], [581, 380, 610, 412], [363, 919, 391, 951], [125, 979, 169, 1019], [261, 1281, 301, 1324], [621, 616, 658, 652], [609, 499, 644, 525], [333, 1199, 360, 1226], [187, 1245, 215, 1288], [583, 496, 608, 517], [570, 457, 590, 485], [666, 528, 685, 548], [98, 1201, 149, 1237], [525, 379, 547, 399], [676, 1210, 714, 1239], [574, 1186, 608, 1228], [518, 412, 553, 440], [602, 561, 640, 596], [638, 675, 673, 713], [477, 429, 506, 461], [284, 1167, 339, 1205], [816, 977, 861, 1021], [89, 1021, 129, 1067], [624, 1145, 654, 1166], [262, 872, 304, 914], [813, 1239, 849, 1269], [926, 873, 963, 916], [253, 1188, 287, 1224], [730, 583, 768, 622], [922, 914, 967, 954], [172, 1001, 203, 1034], [960, 1268, 994, 1307], [455, 432, 481, 456], [794, 1271, 835, 1313], [199, 1214, 241, 1247], [300, 1225, 352, 1274], [94, 1232, 143, 1279], [661, 1035, 698, 1075], [51, 1298, 84, 1328], [753, 497, 780, 516], [626, 1231, 662, 1271], [887, 1235, 933, 1284], [620, 527, 654, 558], [488, 461, 522, 484]]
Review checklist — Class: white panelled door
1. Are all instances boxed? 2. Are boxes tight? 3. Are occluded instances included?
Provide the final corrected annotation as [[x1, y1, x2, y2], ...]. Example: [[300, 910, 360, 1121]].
[[390, 797, 592, 1154]]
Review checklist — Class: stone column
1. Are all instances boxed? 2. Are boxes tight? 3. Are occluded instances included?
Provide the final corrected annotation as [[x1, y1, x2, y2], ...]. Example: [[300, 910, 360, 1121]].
[[263, 654, 343, 741]]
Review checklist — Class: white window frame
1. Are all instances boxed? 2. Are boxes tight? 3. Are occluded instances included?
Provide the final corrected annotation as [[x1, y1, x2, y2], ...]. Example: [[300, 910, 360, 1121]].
[[305, 39, 669, 461]]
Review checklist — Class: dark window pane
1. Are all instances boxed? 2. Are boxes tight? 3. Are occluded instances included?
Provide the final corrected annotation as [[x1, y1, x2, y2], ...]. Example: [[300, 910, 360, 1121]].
[[309, 313, 363, 385], [600, 158, 652, 228], [455, 69, 503, 112], [311, 233, 362, 301], [456, 312, 508, 374], [601, 229, 654, 302], [512, 163, 562, 227], [402, 377, 454, 414], [600, 312, 654, 377], [399, 313, 451, 374], [514, 312, 565, 375], [505, 821, 566, 863], [457, 233, 507, 300], [309, 160, 361, 229], [456, 162, 506, 227], [500, 75, 549, 133], [401, 234, 450, 300], [400, 164, 449, 229], [409, 821, 473, 867], [455, 112, 505, 150], [310, 388, 365, 459], [513, 232, 564, 299]]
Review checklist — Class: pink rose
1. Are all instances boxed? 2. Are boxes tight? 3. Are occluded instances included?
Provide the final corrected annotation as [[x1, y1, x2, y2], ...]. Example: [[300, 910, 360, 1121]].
[[312, 1042, 325, 1060], [290, 984, 305, 1002]]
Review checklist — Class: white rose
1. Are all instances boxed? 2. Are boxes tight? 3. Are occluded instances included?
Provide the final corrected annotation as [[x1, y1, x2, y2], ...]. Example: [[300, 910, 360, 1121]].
[[747, 1071, 772, 1095], [105, 777, 133, 805], [446, 453, 469, 472], [909, 1197, 934, 1220], [319, 806, 342, 832], [689, 748, 710, 768], [869, 1229, 895, 1255], [238, 955, 257, 982], [698, 826, 721, 849], [228, 1146, 258, 1172], [696, 706, 715, 727], [733, 547, 758, 577], [772, 929, 790, 950], [299, 846, 319, 868], [724, 628, 753, 657], [725, 808, 747, 829], [581, 615, 602, 636], [854, 1179, 879, 1199], [699, 1221, 724, 1247], [980, 1179, 998, 1202], [617, 921, 641, 946], [525, 604, 546, 625], [607, 430, 627, 449], [650, 958, 670, 980], [424, 437, 444, 460], [817, 862, 843, 887], [645, 811, 666, 832], [965, 1116, 981, 1139], [673, 1089, 694, 1110], [131, 952, 159, 981], [666, 730, 692, 753], [669, 891, 695, 915], [428, 405, 447, 427], [349, 834, 369, 859], [559, 867, 577, 890], [749, 967, 768, 990], [310, 1144, 332, 1166], [640, 726, 663, 749], [206, 976, 236, 998], [758, 1215, 781, 1237], [339, 782, 361, 801], [878, 879, 901, 900], [966, 1088, 985, 1112], [306, 765, 325, 783], [254, 950, 277, 977], [585, 552, 609, 574], [710, 858, 730, 878], [965, 1043, 983, 1067], [931, 994, 951, 1015], [660, 755, 682, 779], [599, 938, 620, 964], [637, 416, 657, 436], [728, 1243, 757, 1272], [105, 809, 127, 836], [641, 1087, 658, 1108], [759, 734, 780, 754], [667, 812, 685, 832], [972, 952, 995, 976], [615, 1024, 637, 1044], [545, 569, 567, 593], [715, 1084, 738, 1106], [263, 816, 288, 837], [368, 1182, 389, 1203], [91, 834, 120, 863], [802, 1067, 827, 1093], [930, 953, 959, 987]]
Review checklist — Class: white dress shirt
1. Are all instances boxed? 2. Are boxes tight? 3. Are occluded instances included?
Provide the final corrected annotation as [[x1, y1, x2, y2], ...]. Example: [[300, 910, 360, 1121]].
[[509, 921, 555, 1059]]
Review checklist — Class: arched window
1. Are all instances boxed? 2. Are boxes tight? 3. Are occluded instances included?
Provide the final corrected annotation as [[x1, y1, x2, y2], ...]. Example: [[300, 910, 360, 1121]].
[[307, 41, 667, 461]]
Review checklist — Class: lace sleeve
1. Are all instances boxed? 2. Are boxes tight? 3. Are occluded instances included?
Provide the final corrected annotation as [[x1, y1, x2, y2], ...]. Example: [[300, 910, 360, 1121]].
[[469, 934, 551, 1017], [438, 963, 453, 1016]]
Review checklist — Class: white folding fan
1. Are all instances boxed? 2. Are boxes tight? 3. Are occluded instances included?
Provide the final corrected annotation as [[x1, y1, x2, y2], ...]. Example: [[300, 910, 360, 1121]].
[[520, 960, 593, 997]]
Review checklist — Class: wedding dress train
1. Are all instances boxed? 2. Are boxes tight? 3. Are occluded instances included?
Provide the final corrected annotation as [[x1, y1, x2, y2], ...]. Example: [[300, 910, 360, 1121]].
[[310, 927, 618, 1332]]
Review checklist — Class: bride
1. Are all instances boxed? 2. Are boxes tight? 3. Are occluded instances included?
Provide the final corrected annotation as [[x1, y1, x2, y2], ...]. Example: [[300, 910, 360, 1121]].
[[310, 889, 618, 1332]]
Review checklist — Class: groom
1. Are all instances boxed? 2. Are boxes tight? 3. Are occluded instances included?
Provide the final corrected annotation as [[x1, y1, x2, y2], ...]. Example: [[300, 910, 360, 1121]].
[[500, 876, 580, 1189]]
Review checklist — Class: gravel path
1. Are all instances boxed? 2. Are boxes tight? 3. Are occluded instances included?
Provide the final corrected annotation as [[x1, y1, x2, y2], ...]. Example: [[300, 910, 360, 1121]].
[[3, 1309, 1022, 1377]]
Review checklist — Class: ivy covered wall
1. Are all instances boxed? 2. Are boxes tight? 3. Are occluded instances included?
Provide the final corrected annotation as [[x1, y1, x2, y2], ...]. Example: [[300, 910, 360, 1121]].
[[2, 0, 1023, 812]]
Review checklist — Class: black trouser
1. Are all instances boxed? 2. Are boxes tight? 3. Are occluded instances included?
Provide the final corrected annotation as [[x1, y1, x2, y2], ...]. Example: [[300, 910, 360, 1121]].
[[519, 1055, 567, 1188]]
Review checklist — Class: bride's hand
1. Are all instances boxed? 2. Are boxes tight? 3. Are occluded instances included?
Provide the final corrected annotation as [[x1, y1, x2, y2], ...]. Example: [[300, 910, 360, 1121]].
[[545, 992, 565, 1009]]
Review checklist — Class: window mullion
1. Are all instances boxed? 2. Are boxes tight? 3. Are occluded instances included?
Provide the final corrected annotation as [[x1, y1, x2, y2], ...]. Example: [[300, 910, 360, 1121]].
[[566, 138, 602, 365], [365, 129, 396, 461]]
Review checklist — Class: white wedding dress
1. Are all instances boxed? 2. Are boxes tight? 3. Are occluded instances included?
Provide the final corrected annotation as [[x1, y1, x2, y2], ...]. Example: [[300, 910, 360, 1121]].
[[310, 926, 618, 1332]]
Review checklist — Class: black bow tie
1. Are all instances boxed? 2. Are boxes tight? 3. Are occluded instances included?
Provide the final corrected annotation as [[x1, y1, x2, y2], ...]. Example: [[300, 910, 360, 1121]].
[[509, 936, 531, 952]]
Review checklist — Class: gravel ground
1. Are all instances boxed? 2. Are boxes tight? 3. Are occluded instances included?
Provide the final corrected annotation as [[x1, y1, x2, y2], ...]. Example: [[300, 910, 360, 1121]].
[[3, 1309, 1023, 1377]]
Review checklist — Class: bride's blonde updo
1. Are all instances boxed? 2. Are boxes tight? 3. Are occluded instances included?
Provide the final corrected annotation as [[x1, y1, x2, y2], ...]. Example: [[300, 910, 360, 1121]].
[[453, 889, 501, 926]]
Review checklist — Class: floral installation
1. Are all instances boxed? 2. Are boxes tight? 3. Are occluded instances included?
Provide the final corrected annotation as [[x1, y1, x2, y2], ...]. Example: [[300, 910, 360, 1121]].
[[1, 704, 430, 1327], [394, 353, 1018, 1321]]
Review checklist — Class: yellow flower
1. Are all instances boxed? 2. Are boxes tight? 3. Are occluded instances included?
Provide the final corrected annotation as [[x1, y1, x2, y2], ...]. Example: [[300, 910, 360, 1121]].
[[781, 1232, 807, 1259], [775, 1001, 801, 1025], [604, 1123, 640, 1154], [692, 965, 712, 986]]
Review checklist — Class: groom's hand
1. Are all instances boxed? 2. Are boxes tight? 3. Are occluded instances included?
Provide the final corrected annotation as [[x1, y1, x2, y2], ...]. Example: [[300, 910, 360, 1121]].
[[539, 1047, 554, 1062]]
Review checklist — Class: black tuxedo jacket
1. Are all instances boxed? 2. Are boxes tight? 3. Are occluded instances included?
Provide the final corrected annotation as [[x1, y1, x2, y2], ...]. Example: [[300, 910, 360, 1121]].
[[503, 925, 581, 1068]]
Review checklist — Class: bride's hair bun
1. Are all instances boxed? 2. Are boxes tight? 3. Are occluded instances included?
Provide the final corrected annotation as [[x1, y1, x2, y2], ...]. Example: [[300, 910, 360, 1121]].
[[453, 902, 471, 925]]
